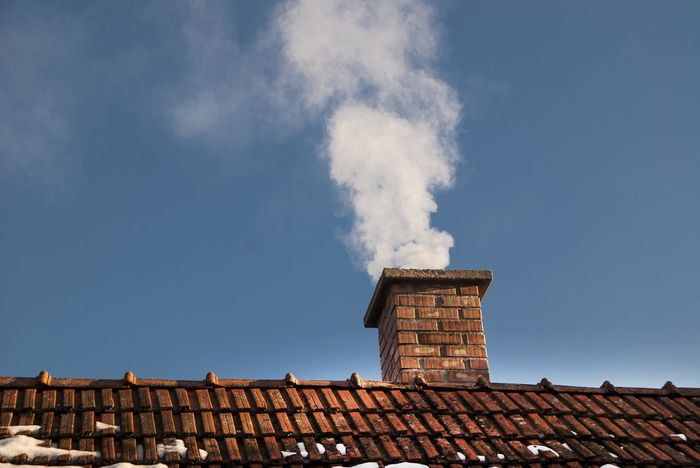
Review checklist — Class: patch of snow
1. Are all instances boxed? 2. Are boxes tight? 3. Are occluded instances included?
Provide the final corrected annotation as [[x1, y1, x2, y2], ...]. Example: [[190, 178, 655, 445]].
[[497, 453, 505, 459], [609, 452, 618, 458], [0, 425, 41, 436], [571, 430, 578, 435], [336, 443, 347, 455], [0, 435, 96, 461], [281, 450, 297, 458], [199, 448, 208, 460], [317, 443, 326, 454], [600, 465, 620, 468], [671, 433, 687, 441], [297, 442, 308, 457], [101, 465, 168, 468], [527, 444, 560, 457], [0, 465, 82, 468], [385, 464, 429, 468], [477, 455, 485, 462], [156, 438, 186, 458], [457, 452, 465, 461], [562, 443, 572, 451], [609, 434, 615, 438], [96, 421, 121, 432], [331, 464, 379, 468]]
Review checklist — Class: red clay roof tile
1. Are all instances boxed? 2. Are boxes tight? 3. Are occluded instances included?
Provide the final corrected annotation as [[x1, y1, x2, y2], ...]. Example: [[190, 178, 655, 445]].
[[0, 376, 698, 466]]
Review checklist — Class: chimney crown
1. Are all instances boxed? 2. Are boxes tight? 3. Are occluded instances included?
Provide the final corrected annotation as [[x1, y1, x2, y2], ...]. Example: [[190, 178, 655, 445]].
[[365, 268, 493, 384]]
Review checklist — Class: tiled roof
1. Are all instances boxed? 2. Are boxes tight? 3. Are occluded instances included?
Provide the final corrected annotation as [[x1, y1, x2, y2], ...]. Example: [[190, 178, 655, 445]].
[[0, 373, 699, 467]]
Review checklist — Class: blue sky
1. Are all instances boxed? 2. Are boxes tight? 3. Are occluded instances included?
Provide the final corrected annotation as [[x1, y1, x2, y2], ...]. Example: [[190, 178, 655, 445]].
[[1, 0, 699, 388]]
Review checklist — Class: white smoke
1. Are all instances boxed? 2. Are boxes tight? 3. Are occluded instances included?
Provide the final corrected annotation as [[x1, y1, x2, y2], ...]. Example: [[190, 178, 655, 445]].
[[276, 0, 461, 280]]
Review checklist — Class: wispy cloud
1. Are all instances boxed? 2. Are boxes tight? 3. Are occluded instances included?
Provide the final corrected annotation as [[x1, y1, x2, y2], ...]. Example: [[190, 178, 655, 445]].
[[0, 16, 80, 178], [165, 1, 291, 146]]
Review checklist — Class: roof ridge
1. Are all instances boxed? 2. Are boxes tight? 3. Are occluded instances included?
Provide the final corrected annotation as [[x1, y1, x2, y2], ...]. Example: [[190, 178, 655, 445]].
[[1, 374, 698, 396]]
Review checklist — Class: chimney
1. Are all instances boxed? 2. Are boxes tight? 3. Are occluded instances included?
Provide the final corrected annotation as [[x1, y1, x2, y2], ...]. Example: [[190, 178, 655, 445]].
[[364, 268, 493, 384]]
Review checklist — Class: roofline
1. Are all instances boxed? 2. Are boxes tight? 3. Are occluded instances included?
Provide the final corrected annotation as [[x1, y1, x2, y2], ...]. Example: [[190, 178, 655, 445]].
[[1, 375, 697, 396], [364, 268, 493, 327]]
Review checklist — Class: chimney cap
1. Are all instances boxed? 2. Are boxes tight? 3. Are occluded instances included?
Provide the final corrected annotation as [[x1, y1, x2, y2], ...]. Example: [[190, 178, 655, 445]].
[[364, 268, 493, 327]]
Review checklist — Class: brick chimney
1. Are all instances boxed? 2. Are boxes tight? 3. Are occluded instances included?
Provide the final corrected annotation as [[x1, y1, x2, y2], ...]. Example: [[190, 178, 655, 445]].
[[364, 268, 493, 384]]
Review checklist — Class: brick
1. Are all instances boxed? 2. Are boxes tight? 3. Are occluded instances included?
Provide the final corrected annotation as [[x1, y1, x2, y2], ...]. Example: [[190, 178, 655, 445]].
[[458, 285, 480, 296], [397, 332, 418, 344], [441, 295, 480, 307], [397, 370, 446, 384], [396, 319, 438, 331], [398, 358, 420, 369], [443, 346, 487, 358], [423, 358, 465, 370], [418, 333, 463, 345], [464, 333, 486, 345], [447, 370, 487, 382], [441, 320, 482, 332], [395, 307, 415, 319], [469, 359, 489, 370], [398, 345, 440, 357], [461, 308, 482, 319], [394, 295, 436, 307], [376, 279, 490, 384], [417, 308, 459, 320]]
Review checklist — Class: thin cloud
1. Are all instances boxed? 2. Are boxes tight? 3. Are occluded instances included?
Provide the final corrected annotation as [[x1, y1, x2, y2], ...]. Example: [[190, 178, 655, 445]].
[[165, 1, 294, 146], [0, 16, 79, 177]]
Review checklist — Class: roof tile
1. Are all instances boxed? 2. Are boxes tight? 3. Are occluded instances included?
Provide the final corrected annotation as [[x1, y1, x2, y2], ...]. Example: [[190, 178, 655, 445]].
[[1, 389, 17, 410], [359, 435, 382, 460], [0, 376, 696, 466], [292, 411, 315, 435], [267, 389, 287, 411], [227, 389, 249, 411], [139, 411, 157, 436], [250, 388, 268, 411], [160, 409, 176, 434], [491, 390, 520, 413], [238, 411, 255, 435], [218, 411, 236, 435], [203, 436, 222, 462], [119, 411, 134, 435], [275, 411, 294, 435], [349, 411, 371, 434], [80, 389, 95, 410], [379, 434, 402, 460], [301, 388, 324, 411], [396, 435, 422, 461], [200, 410, 216, 435], [117, 389, 133, 410], [330, 412, 352, 434], [154, 389, 171, 410], [311, 411, 333, 433], [255, 412, 275, 435], [223, 436, 242, 462], [243, 437, 263, 462], [285, 387, 304, 411]]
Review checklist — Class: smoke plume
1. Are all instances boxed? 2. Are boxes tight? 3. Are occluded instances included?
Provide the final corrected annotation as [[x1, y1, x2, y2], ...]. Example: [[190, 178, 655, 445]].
[[276, 0, 462, 280]]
